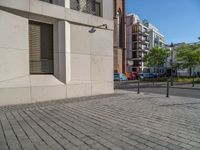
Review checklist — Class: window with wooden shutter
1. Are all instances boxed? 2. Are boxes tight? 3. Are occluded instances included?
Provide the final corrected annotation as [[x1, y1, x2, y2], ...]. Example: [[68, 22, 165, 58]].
[[95, 2, 101, 17], [29, 21, 53, 74], [40, 0, 53, 3]]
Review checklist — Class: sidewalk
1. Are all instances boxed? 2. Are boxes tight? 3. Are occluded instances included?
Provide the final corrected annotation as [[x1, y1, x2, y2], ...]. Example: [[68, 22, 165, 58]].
[[1, 90, 200, 150]]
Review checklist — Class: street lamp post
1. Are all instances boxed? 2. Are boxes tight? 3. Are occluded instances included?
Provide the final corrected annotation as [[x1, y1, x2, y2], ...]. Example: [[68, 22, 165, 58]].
[[166, 78, 170, 97], [170, 43, 174, 86], [137, 77, 140, 94]]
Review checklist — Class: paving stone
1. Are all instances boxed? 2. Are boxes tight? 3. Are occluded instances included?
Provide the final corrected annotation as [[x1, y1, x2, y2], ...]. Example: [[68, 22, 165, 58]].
[[0, 90, 200, 150]]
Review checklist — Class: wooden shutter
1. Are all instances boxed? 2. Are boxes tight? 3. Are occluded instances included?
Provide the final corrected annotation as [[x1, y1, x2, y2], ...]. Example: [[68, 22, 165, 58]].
[[29, 21, 53, 74], [95, 2, 101, 17], [40, 0, 53, 3]]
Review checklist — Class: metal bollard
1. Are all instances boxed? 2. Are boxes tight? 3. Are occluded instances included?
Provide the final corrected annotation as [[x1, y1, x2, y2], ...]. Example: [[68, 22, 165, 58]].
[[166, 79, 169, 98], [137, 77, 140, 94], [192, 77, 195, 87], [171, 76, 173, 86]]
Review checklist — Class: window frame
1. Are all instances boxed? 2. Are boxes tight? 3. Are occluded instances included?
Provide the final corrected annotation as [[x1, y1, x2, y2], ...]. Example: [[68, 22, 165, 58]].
[[40, 0, 53, 4], [95, 1, 101, 17], [29, 20, 54, 75]]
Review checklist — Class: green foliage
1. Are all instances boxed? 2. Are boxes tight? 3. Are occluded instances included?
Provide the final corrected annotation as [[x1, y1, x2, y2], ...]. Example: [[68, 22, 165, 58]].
[[144, 47, 170, 70], [176, 44, 200, 71], [175, 77, 200, 83], [142, 77, 168, 82]]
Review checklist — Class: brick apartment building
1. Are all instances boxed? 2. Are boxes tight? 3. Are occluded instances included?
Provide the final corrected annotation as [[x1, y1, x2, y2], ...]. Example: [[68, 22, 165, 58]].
[[126, 14, 164, 73]]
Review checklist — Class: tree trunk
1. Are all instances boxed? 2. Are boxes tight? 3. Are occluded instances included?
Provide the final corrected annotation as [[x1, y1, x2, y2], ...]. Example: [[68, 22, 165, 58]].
[[192, 67, 195, 87], [156, 66, 159, 84], [153, 65, 155, 86], [189, 67, 192, 77], [158, 66, 161, 77]]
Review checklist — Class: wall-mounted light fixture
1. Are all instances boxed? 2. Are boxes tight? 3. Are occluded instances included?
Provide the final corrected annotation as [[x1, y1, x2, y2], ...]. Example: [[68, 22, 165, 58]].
[[89, 24, 108, 33]]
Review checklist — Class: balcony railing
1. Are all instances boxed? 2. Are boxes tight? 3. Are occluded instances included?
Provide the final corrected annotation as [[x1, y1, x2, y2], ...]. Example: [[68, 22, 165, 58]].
[[70, 0, 101, 16]]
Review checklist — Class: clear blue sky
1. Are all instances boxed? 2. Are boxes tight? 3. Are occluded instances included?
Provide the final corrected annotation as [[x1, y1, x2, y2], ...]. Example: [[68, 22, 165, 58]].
[[126, 0, 200, 44]]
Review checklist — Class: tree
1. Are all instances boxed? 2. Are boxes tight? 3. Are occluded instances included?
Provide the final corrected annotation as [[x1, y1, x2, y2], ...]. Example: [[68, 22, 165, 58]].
[[144, 47, 170, 75], [198, 37, 200, 41], [176, 44, 200, 77]]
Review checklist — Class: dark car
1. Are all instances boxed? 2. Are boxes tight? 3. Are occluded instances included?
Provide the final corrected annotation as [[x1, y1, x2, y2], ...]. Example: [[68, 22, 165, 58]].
[[114, 73, 127, 81], [114, 74, 120, 81], [150, 73, 158, 78]]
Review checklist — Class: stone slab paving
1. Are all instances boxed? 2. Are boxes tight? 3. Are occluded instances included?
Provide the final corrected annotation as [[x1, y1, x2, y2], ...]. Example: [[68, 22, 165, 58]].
[[1, 90, 200, 150]]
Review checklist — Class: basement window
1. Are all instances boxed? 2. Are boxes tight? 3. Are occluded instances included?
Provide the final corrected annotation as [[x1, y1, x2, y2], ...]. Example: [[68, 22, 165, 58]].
[[40, 0, 53, 3], [29, 21, 54, 74], [95, 1, 101, 17]]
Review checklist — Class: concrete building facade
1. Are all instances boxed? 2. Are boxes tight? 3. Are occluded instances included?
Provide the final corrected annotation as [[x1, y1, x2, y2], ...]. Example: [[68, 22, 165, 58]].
[[148, 24, 165, 49], [0, 0, 114, 106], [113, 0, 126, 74], [148, 23, 165, 73]]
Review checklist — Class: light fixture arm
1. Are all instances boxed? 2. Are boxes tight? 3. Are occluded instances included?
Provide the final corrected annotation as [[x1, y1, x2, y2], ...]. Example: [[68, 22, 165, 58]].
[[89, 24, 108, 33]]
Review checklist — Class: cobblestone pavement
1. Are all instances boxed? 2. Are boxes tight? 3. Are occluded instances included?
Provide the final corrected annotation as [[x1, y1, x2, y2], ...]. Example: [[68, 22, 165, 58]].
[[1, 90, 200, 150]]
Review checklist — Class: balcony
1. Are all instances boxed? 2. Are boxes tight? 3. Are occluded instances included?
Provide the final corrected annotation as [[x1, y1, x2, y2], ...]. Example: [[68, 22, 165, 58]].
[[142, 32, 149, 36], [154, 37, 159, 42], [132, 57, 142, 61], [142, 40, 149, 44], [138, 36, 142, 41], [70, 0, 101, 16], [143, 50, 149, 54], [132, 47, 138, 51], [138, 53, 142, 58]]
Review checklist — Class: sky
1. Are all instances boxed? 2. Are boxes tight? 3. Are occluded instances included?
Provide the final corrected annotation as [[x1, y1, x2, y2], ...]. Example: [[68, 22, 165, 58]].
[[126, 0, 200, 44]]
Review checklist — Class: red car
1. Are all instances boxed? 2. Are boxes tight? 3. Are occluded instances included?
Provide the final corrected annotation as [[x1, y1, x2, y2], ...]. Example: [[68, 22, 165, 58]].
[[126, 72, 138, 80], [132, 72, 138, 80]]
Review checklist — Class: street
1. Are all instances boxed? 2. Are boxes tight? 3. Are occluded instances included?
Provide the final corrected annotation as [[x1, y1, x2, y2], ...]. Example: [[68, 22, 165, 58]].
[[115, 81, 200, 99], [127, 87, 200, 99]]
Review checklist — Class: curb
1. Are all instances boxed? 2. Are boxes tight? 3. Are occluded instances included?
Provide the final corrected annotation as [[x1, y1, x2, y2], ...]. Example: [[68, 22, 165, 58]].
[[169, 86, 200, 90], [115, 84, 200, 90]]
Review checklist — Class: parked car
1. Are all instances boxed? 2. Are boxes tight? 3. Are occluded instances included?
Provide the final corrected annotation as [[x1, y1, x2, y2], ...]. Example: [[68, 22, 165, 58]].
[[125, 72, 132, 80], [114, 73, 127, 81], [138, 73, 159, 79], [138, 73, 152, 79], [158, 73, 166, 77], [114, 73, 120, 81], [125, 72, 138, 80], [138, 73, 144, 79], [150, 73, 158, 78], [197, 72, 200, 77], [119, 73, 127, 81], [132, 72, 138, 80]]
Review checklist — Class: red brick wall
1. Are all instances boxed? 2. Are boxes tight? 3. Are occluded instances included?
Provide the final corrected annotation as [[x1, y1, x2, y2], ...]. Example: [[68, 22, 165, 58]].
[[113, 0, 126, 74]]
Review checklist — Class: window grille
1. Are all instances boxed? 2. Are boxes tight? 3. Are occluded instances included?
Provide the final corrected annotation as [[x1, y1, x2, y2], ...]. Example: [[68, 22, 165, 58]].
[[70, 0, 101, 16]]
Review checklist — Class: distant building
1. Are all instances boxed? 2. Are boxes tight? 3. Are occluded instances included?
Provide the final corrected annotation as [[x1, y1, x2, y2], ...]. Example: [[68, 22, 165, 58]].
[[148, 24, 165, 49], [166, 42, 200, 77], [126, 14, 164, 73]]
